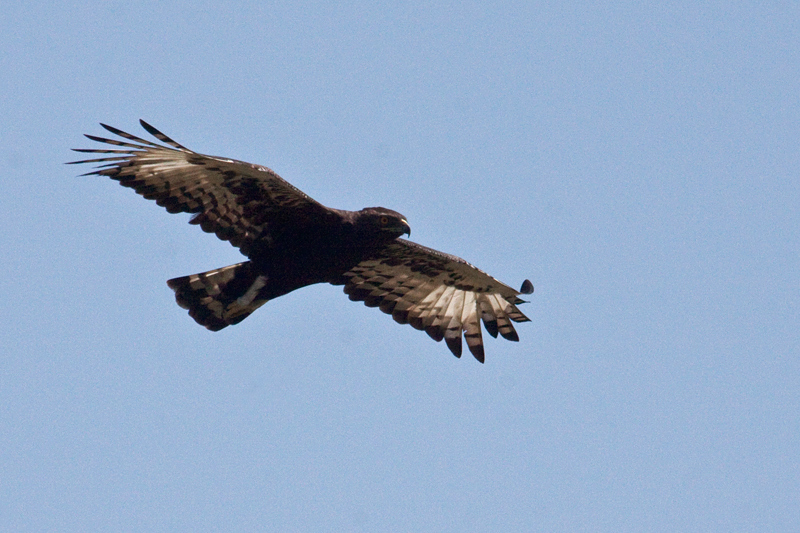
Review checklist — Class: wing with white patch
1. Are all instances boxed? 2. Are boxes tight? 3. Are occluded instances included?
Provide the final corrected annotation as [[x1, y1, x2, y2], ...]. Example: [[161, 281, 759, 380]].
[[69, 120, 333, 256], [341, 239, 532, 363]]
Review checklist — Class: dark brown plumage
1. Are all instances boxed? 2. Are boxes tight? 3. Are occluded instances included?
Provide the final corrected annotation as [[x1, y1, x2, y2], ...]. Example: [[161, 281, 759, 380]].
[[70, 120, 533, 362]]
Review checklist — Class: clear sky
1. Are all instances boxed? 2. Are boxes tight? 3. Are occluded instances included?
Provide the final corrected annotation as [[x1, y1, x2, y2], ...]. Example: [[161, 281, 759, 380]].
[[2, 1, 798, 531]]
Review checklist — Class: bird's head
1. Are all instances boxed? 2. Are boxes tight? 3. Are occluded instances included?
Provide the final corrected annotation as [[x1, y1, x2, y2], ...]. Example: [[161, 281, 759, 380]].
[[356, 207, 411, 240]]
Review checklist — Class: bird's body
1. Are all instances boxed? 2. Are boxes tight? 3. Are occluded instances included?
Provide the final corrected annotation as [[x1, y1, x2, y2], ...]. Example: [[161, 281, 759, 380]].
[[71, 121, 532, 362]]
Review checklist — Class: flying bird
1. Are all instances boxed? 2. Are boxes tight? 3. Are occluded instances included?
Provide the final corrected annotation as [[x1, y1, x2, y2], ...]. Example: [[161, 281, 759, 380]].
[[70, 121, 533, 362]]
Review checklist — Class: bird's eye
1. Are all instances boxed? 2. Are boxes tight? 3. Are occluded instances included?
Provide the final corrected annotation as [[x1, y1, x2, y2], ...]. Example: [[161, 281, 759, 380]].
[[380, 216, 389, 225]]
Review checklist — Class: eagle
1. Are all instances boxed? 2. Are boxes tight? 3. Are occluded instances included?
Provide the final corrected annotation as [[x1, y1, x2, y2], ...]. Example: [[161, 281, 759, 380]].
[[70, 121, 533, 362]]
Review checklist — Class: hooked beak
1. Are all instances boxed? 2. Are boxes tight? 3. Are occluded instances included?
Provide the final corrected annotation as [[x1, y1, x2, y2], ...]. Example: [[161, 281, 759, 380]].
[[380, 217, 411, 237]]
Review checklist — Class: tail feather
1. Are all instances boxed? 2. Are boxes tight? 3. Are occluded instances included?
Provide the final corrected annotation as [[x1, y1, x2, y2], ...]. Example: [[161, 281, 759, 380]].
[[167, 261, 269, 331]]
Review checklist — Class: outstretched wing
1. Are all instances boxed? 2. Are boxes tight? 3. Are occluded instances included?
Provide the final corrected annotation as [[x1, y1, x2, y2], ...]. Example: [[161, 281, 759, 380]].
[[341, 239, 532, 363], [69, 120, 332, 256]]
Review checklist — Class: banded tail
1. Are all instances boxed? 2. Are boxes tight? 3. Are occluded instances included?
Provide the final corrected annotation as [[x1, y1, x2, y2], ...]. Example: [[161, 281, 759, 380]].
[[167, 261, 269, 331]]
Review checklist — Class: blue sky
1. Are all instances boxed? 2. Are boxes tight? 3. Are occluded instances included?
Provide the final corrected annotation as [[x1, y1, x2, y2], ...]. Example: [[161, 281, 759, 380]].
[[2, 1, 798, 531]]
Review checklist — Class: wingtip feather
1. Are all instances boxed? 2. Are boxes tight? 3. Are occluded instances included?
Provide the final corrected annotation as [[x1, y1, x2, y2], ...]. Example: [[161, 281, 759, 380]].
[[445, 335, 462, 358], [520, 279, 534, 294]]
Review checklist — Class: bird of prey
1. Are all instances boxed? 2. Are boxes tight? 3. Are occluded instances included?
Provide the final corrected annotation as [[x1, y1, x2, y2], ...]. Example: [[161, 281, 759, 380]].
[[70, 121, 533, 362]]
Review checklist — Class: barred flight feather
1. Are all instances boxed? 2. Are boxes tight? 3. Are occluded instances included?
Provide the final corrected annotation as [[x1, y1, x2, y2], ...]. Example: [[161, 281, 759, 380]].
[[69, 120, 330, 257], [341, 240, 531, 362]]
